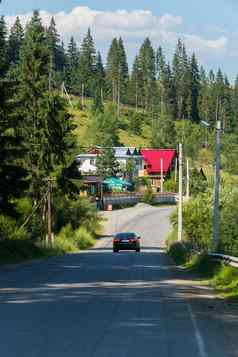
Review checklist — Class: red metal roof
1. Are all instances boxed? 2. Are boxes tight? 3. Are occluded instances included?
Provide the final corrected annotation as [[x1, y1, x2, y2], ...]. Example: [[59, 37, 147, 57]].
[[141, 149, 176, 174]]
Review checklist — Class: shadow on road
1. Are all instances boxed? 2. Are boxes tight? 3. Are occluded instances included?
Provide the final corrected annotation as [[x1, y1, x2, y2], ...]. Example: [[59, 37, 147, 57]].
[[0, 250, 237, 356]]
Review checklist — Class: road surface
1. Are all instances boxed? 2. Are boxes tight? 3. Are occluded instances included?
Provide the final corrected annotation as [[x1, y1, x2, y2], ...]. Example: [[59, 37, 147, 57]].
[[0, 204, 237, 357]]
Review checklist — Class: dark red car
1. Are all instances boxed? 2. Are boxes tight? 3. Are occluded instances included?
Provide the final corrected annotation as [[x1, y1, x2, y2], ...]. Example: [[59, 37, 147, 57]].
[[113, 232, 141, 253]]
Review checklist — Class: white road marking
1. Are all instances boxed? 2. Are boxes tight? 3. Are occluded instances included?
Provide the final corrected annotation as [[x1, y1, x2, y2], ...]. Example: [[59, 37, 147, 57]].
[[187, 304, 207, 357]]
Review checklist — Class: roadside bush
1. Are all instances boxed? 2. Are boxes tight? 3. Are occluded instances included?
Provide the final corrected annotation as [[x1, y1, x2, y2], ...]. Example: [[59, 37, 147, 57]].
[[142, 186, 153, 204], [0, 215, 28, 241], [0, 239, 44, 264], [73, 227, 95, 249], [168, 241, 193, 265], [164, 179, 176, 192], [55, 224, 78, 252], [54, 196, 101, 235]]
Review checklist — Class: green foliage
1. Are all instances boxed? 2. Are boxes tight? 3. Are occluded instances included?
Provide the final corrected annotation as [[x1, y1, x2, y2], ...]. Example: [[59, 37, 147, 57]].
[[164, 179, 177, 192], [54, 196, 101, 235], [167, 241, 193, 265], [175, 120, 204, 159], [55, 224, 78, 252], [190, 168, 208, 195], [88, 103, 119, 146], [73, 227, 95, 249], [79, 28, 96, 96], [96, 146, 120, 178], [133, 176, 150, 189], [142, 186, 153, 204], [0, 215, 28, 240], [0, 239, 45, 264], [56, 224, 95, 251]]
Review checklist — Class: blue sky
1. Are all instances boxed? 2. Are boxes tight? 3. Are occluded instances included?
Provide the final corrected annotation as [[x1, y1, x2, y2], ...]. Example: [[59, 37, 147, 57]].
[[1, 0, 238, 79]]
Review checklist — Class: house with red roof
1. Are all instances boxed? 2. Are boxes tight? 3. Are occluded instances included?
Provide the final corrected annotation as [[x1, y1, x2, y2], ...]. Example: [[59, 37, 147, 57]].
[[140, 149, 177, 189]]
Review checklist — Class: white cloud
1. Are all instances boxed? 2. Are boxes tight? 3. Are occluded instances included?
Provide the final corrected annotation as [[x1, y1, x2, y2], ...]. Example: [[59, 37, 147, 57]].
[[4, 6, 228, 64]]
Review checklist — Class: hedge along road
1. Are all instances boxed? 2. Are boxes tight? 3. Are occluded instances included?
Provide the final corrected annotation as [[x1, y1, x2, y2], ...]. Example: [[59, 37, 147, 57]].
[[0, 204, 238, 357]]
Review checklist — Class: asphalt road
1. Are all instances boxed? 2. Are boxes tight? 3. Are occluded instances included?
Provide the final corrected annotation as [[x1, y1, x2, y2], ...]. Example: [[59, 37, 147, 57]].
[[0, 205, 238, 357]]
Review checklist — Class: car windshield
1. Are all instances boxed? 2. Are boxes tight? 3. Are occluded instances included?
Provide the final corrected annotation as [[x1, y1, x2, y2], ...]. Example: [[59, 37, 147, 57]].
[[115, 233, 136, 240]]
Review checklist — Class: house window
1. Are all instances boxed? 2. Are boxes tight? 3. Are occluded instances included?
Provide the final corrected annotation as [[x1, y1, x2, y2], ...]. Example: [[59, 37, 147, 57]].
[[90, 159, 95, 165]]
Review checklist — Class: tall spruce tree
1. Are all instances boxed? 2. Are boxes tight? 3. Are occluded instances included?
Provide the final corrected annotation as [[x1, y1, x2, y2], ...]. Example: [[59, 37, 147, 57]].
[[7, 16, 24, 68], [0, 74, 27, 215], [66, 36, 79, 92], [0, 16, 7, 76], [129, 55, 142, 110], [117, 37, 129, 104], [46, 17, 66, 79], [93, 51, 105, 111], [106, 38, 120, 103], [186, 53, 200, 122], [137, 38, 157, 112], [79, 28, 96, 96], [18, 11, 76, 206], [172, 39, 190, 119]]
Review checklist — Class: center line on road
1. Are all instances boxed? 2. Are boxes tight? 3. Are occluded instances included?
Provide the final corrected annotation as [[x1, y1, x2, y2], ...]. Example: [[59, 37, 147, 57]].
[[187, 304, 207, 357]]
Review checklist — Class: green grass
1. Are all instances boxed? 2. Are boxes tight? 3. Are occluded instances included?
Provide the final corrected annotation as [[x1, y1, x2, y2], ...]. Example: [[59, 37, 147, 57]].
[[168, 243, 238, 300], [0, 239, 65, 265], [69, 99, 152, 148]]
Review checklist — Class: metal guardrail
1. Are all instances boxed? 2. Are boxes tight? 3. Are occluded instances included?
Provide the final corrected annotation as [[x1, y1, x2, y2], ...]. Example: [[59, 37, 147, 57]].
[[208, 253, 238, 268]]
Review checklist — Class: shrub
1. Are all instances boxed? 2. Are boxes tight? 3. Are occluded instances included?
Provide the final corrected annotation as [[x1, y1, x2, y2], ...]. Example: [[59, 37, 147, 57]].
[[55, 224, 78, 253], [54, 196, 102, 235], [142, 186, 153, 204], [0, 239, 44, 264], [164, 179, 176, 193], [0, 215, 28, 241], [73, 227, 95, 249], [168, 241, 193, 265]]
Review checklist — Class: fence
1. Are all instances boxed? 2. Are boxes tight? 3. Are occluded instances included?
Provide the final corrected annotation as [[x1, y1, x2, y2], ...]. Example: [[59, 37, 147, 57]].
[[102, 192, 176, 209]]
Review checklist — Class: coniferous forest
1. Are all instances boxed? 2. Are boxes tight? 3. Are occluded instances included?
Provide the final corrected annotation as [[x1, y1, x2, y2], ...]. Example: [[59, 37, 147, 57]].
[[1, 11, 238, 259]]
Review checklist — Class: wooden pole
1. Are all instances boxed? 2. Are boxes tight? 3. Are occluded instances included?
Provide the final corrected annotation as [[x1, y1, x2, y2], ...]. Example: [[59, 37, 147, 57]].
[[186, 158, 190, 199], [178, 144, 183, 241], [160, 158, 164, 193], [47, 179, 52, 246]]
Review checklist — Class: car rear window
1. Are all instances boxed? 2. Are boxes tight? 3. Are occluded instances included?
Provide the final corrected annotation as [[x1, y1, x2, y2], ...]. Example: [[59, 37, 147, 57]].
[[115, 233, 136, 240]]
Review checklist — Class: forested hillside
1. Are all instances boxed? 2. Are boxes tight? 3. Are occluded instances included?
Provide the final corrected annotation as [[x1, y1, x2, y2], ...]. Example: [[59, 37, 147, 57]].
[[1, 10, 238, 261]]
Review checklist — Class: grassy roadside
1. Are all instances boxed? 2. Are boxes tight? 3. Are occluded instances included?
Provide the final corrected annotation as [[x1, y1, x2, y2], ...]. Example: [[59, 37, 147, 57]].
[[0, 239, 65, 265], [167, 241, 238, 300], [0, 233, 96, 266]]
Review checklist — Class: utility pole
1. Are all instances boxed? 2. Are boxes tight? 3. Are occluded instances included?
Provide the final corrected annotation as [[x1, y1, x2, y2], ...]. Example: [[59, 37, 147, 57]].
[[81, 83, 85, 107], [117, 66, 121, 119], [160, 158, 164, 193], [178, 143, 183, 241], [45, 178, 54, 246], [186, 158, 190, 199], [213, 120, 221, 251], [175, 158, 178, 187]]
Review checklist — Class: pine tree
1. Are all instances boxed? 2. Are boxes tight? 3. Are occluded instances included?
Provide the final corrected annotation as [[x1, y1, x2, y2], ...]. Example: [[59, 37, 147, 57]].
[[0, 16, 7, 76], [79, 28, 96, 96], [0, 77, 27, 215], [46, 17, 66, 79], [117, 37, 129, 104], [96, 144, 120, 178], [93, 51, 105, 107], [172, 39, 190, 119], [233, 75, 238, 129], [187, 53, 200, 122], [7, 16, 24, 68], [66, 36, 79, 92], [106, 38, 119, 103], [137, 38, 157, 112], [18, 11, 76, 206], [128, 55, 142, 110]]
